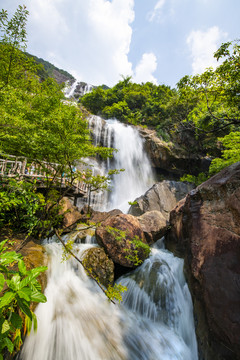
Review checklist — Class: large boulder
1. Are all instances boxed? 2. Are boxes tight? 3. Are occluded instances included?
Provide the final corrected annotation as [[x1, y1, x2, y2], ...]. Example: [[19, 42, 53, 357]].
[[166, 162, 240, 360], [129, 180, 194, 219], [95, 214, 149, 268], [137, 210, 168, 244], [82, 247, 114, 288], [59, 197, 81, 229]]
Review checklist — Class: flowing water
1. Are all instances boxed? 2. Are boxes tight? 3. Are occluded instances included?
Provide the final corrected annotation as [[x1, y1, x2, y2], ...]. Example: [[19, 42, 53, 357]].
[[86, 116, 155, 213], [19, 239, 198, 360], [19, 117, 198, 360]]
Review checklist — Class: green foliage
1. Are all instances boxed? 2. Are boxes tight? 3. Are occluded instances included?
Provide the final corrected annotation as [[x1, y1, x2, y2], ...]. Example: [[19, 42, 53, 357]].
[[106, 227, 151, 266], [81, 77, 175, 127], [128, 200, 138, 206], [209, 131, 240, 175], [124, 236, 151, 266], [0, 179, 63, 237], [0, 239, 47, 358], [180, 172, 209, 186], [105, 226, 127, 242], [105, 283, 127, 303], [0, 179, 45, 233]]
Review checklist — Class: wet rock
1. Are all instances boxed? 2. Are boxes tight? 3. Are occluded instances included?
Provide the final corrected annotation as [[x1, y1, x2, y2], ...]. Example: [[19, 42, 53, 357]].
[[79, 204, 122, 224], [129, 180, 194, 219], [166, 162, 240, 360], [137, 210, 168, 244], [82, 247, 114, 288], [95, 214, 149, 268]]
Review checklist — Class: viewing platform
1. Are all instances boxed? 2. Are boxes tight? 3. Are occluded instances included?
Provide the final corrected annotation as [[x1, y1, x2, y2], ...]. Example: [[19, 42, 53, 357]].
[[0, 154, 88, 201]]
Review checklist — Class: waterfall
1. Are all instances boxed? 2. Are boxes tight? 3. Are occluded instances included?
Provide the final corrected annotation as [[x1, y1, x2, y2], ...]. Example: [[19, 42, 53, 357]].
[[19, 115, 198, 360], [86, 116, 155, 213], [19, 240, 198, 360], [64, 80, 94, 100]]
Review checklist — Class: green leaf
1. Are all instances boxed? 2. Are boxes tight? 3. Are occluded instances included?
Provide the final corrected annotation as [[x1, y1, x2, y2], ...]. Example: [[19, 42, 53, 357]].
[[1, 320, 10, 334], [18, 259, 27, 275], [10, 312, 22, 329], [0, 291, 15, 309], [32, 312, 38, 332], [17, 288, 31, 301], [4, 337, 14, 353], [30, 289, 47, 303], [0, 273, 5, 292], [0, 353, 3, 360], [0, 240, 8, 253], [8, 274, 21, 291], [16, 297, 32, 319]]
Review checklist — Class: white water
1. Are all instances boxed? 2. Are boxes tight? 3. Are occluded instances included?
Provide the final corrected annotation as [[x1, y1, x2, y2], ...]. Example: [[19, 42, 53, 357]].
[[87, 116, 155, 213], [19, 117, 198, 360], [64, 80, 94, 99], [19, 240, 198, 360]]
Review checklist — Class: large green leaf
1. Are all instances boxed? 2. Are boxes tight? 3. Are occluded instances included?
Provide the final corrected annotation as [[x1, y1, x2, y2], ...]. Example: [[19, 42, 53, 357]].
[[8, 274, 21, 291], [4, 337, 14, 353], [30, 289, 47, 303], [0, 291, 15, 309], [16, 297, 32, 319], [10, 312, 22, 329], [18, 259, 27, 275], [17, 287, 31, 301], [1, 320, 10, 334]]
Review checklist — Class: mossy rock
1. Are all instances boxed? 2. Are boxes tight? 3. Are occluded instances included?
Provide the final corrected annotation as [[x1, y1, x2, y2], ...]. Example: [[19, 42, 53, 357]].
[[82, 247, 114, 288]]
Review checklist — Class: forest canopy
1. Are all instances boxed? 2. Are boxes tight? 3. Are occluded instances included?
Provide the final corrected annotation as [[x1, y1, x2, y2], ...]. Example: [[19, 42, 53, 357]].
[[80, 41, 240, 175]]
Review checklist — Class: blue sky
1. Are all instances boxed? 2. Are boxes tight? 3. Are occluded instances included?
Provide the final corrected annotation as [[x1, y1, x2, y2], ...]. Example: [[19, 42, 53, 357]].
[[2, 0, 240, 88]]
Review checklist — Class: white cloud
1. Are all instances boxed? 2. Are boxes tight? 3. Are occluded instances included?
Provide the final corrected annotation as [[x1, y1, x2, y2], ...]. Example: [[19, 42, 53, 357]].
[[147, 0, 166, 22], [187, 26, 228, 74], [133, 53, 158, 84], [6, 0, 135, 86]]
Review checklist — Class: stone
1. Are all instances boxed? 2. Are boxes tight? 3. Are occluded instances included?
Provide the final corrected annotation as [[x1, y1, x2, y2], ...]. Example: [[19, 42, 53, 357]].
[[138, 127, 209, 176], [95, 213, 148, 268], [166, 162, 240, 360], [137, 210, 168, 244], [59, 197, 81, 229], [129, 180, 194, 219], [81, 247, 114, 288]]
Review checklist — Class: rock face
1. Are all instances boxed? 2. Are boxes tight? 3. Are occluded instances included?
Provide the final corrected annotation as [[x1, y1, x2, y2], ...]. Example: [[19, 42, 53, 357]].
[[82, 247, 114, 288], [166, 162, 240, 360], [138, 127, 210, 176], [137, 210, 168, 244], [59, 197, 81, 229], [129, 180, 194, 219], [95, 214, 148, 268]]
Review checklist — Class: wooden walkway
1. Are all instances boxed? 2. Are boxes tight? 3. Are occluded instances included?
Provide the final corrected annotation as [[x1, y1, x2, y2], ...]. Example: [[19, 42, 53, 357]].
[[0, 154, 88, 198]]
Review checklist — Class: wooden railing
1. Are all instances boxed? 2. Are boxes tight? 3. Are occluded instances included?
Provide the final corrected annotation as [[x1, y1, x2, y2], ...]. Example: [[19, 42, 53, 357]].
[[0, 154, 88, 197]]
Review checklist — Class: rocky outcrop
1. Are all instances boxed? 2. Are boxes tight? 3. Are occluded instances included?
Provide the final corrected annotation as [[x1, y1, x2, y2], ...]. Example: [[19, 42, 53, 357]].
[[82, 247, 114, 288], [137, 210, 168, 244], [138, 127, 210, 176], [59, 197, 82, 229], [129, 180, 194, 219], [95, 214, 149, 268], [166, 162, 240, 360]]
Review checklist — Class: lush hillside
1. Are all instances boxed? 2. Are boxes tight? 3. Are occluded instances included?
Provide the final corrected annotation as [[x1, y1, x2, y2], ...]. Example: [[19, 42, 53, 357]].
[[25, 52, 75, 84], [80, 42, 240, 176]]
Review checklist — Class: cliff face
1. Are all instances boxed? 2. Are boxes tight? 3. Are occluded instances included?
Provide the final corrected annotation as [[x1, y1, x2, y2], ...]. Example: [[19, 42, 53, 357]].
[[138, 127, 211, 177], [166, 162, 240, 360]]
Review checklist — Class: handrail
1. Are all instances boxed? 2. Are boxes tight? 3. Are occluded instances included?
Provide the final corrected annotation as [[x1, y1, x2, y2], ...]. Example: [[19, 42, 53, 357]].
[[0, 154, 88, 196]]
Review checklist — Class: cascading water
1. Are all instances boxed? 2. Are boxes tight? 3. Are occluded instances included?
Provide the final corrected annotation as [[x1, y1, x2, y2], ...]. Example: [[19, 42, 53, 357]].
[[19, 115, 199, 360], [87, 116, 155, 213], [19, 239, 198, 360]]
